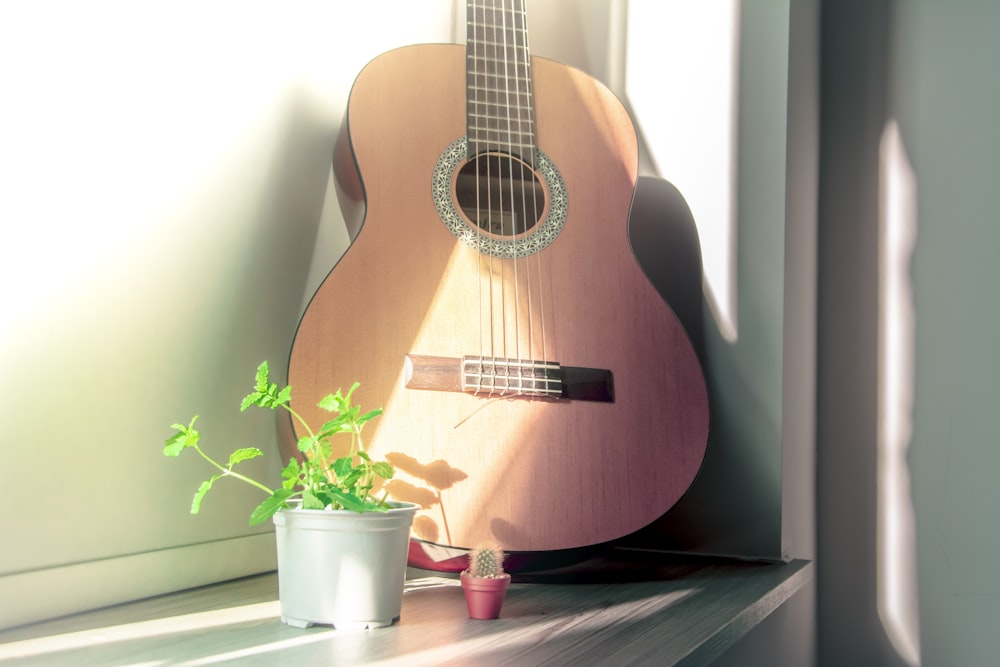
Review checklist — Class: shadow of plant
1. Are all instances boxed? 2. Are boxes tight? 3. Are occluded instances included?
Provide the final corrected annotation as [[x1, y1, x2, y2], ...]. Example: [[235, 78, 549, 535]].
[[384, 453, 468, 545]]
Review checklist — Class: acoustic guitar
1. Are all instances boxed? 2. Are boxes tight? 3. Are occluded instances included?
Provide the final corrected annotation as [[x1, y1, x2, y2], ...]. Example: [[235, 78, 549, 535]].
[[287, 0, 709, 562]]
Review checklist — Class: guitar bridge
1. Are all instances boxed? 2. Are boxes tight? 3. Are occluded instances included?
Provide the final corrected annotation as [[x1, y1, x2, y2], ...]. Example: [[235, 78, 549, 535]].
[[403, 354, 614, 403], [461, 356, 562, 397]]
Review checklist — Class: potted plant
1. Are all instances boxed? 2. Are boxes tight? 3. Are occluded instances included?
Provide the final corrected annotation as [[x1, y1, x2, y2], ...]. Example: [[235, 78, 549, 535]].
[[460, 543, 511, 620], [164, 361, 418, 629]]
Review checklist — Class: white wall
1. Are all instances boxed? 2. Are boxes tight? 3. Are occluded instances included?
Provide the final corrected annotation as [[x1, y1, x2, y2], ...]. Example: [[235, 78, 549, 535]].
[[0, 0, 456, 630]]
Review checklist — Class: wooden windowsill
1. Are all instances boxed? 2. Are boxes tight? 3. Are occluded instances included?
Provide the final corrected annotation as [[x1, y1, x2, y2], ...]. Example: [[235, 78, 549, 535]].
[[0, 551, 811, 666]]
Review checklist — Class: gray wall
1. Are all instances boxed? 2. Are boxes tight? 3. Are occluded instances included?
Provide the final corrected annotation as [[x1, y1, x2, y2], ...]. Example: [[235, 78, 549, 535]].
[[818, 0, 1000, 665]]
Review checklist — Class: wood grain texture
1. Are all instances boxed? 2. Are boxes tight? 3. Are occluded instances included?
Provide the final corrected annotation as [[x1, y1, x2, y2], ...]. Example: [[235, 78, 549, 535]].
[[288, 43, 709, 552], [0, 555, 812, 667]]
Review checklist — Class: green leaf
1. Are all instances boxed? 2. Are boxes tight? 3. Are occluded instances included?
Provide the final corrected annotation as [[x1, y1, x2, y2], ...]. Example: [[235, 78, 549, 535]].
[[297, 435, 317, 453], [312, 489, 333, 507], [228, 447, 263, 467], [163, 433, 188, 457], [318, 416, 351, 436], [357, 408, 383, 426], [342, 382, 361, 404], [314, 438, 333, 462], [241, 362, 293, 411], [357, 450, 371, 462], [372, 461, 394, 480], [301, 489, 325, 510], [281, 458, 301, 489], [317, 391, 348, 414], [249, 488, 294, 525], [163, 416, 199, 456], [191, 475, 220, 514], [240, 392, 263, 412], [327, 488, 366, 512], [340, 467, 363, 490], [332, 456, 354, 478], [255, 361, 270, 392]]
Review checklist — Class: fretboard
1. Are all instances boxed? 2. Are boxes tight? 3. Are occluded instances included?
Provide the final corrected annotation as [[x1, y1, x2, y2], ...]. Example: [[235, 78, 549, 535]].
[[466, 0, 536, 161]]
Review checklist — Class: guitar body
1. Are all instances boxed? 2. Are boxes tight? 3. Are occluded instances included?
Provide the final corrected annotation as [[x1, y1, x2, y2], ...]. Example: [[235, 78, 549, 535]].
[[288, 43, 708, 555]]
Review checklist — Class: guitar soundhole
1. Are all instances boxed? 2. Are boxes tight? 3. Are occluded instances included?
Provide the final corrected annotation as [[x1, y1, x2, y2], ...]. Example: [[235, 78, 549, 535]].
[[433, 136, 566, 258], [455, 153, 545, 237]]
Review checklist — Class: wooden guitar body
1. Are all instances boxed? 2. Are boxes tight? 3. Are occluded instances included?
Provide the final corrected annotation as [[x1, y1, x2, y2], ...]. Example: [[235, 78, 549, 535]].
[[287, 43, 708, 557]]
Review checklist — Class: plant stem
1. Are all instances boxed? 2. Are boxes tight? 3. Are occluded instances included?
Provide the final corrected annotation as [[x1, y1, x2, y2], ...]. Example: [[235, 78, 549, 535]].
[[353, 424, 372, 501], [193, 444, 273, 495], [280, 403, 337, 485], [221, 468, 275, 495]]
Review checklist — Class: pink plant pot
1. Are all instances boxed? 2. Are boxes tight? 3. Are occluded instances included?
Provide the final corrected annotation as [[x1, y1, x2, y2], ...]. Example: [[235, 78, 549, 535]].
[[460, 572, 511, 620]]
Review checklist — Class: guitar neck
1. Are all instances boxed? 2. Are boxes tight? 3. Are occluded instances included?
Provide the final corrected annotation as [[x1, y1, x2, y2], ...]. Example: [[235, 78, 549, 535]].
[[465, 0, 536, 160]]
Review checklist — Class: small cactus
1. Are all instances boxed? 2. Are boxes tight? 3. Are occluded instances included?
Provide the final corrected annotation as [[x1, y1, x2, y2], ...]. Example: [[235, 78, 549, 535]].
[[467, 543, 506, 578]]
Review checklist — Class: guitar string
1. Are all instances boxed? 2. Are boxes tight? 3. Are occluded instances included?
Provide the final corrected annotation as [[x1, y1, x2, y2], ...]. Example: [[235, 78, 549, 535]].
[[497, 0, 516, 395], [486, 0, 502, 396], [492, 0, 506, 395], [510, 0, 546, 396], [468, 0, 478, 393], [515, 0, 547, 393], [494, 0, 510, 395], [471, 0, 484, 394], [471, 0, 491, 395], [510, 0, 534, 395], [499, 0, 522, 394]]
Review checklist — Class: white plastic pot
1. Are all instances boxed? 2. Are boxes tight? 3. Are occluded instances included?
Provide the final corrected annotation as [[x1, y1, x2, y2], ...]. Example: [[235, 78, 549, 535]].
[[272, 501, 418, 629]]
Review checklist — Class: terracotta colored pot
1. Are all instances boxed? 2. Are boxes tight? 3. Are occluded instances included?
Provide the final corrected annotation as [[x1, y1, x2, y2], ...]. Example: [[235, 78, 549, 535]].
[[460, 572, 511, 619]]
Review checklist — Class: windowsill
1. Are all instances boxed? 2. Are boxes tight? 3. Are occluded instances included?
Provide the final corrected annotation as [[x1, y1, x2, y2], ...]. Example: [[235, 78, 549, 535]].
[[0, 551, 811, 666]]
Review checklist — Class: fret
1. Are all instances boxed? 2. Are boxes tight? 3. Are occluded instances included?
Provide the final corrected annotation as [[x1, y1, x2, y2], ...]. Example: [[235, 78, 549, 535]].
[[466, 83, 532, 99], [467, 102, 533, 119], [460, 141, 536, 161], [468, 126, 534, 145], [467, 61, 531, 79], [467, 31, 528, 50], [466, 0, 535, 155], [467, 59, 531, 78], [468, 113, 534, 130], [466, 96, 532, 111], [467, 122, 532, 133], [465, 38, 528, 53], [467, 70, 531, 83], [465, 136, 535, 155], [466, 97, 532, 113], [467, 111, 534, 137], [466, 4, 527, 27], [467, 126, 534, 142]]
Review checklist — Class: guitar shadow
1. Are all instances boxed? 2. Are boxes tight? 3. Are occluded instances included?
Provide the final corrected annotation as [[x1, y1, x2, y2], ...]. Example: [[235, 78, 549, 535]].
[[621, 175, 782, 561], [628, 176, 707, 366]]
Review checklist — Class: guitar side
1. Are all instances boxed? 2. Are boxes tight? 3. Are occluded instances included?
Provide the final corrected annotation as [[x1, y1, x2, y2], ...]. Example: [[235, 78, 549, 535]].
[[288, 44, 709, 553]]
